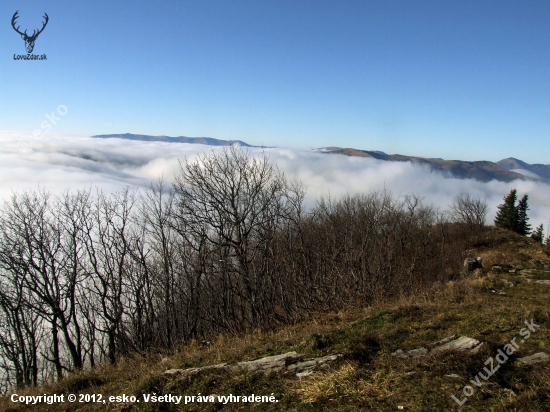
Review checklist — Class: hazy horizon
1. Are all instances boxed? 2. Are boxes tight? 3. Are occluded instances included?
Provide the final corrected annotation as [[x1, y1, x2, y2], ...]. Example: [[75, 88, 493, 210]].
[[2, 1, 550, 163]]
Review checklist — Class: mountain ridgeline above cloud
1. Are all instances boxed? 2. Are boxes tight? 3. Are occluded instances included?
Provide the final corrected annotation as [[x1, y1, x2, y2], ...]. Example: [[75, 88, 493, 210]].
[[91, 134, 548, 184], [92, 133, 255, 147], [319, 147, 550, 184], [496, 158, 550, 181]]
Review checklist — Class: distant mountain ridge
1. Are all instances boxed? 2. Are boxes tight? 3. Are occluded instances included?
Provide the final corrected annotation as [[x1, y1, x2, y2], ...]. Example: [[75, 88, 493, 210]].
[[320, 147, 548, 184], [496, 158, 550, 181], [91, 134, 547, 184], [92, 133, 255, 147]]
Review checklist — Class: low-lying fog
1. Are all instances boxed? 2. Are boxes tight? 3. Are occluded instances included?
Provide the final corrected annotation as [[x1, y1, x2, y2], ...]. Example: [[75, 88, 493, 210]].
[[1, 132, 549, 227]]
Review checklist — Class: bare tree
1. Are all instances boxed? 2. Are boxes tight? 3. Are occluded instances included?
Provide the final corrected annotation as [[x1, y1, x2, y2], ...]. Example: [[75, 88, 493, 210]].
[[83, 189, 137, 364], [0, 269, 42, 388], [0, 190, 87, 379], [448, 193, 488, 229], [172, 146, 303, 330]]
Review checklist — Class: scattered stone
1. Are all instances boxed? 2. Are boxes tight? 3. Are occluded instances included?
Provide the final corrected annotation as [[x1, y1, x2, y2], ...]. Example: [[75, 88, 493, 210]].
[[286, 354, 342, 376], [518, 269, 536, 276], [517, 352, 550, 365], [491, 263, 515, 272], [429, 335, 458, 347], [163, 362, 227, 377], [521, 279, 550, 285], [488, 288, 507, 295], [464, 257, 483, 272], [391, 347, 429, 359], [431, 336, 483, 354], [498, 278, 515, 287], [487, 287, 508, 295], [163, 352, 343, 378], [228, 352, 303, 374], [392, 336, 483, 359]]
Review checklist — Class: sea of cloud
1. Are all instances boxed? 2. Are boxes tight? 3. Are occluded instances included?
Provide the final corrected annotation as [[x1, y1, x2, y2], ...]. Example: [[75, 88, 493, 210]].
[[1, 132, 549, 228]]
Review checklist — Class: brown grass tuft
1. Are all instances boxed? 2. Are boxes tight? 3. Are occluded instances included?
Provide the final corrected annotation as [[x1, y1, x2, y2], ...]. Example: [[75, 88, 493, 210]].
[[294, 362, 395, 404]]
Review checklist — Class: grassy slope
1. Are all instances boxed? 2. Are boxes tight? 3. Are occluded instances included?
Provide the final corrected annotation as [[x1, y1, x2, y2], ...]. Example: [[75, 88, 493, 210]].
[[1, 227, 549, 412]]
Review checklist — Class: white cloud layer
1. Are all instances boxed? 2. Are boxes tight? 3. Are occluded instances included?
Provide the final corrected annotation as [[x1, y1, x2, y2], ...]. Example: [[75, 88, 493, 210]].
[[1, 132, 549, 229], [511, 169, 541, 180]]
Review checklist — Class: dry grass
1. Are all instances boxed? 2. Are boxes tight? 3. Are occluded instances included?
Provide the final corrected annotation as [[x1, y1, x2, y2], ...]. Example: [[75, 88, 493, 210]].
[[1, 226, 549, 411], [294, 362, 396, 404]]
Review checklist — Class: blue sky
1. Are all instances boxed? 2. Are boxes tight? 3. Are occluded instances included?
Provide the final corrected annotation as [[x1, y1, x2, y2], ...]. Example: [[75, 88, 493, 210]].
[[1, 0, 549, 162]]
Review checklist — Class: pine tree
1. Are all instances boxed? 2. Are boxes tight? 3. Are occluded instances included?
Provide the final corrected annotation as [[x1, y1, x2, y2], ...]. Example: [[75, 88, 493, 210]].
[[531, 224, 544, 243], [516, 195, 532, 236], [494, 189, 518, 231]]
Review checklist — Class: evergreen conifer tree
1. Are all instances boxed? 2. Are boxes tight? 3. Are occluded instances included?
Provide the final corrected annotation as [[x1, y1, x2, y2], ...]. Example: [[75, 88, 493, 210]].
[[494, 189, 518, 231], [531, 224, 544, 243], [516, 195, 531, 236]]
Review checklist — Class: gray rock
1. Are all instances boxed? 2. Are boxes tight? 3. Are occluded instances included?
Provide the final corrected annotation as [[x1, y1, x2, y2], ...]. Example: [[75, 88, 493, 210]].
[[429, 335, 457, 347], [286, 354, 342, 375], [492, 263, 515, 272], [228, 351, 303, 374], [517, 352, 550, 365], [391, 347, 429, 359], [498, 278, 515, 287], [392, 335, 484, 360], [296, 370, 315, 378], [521, 279, 550, 285], [163, 351, 342, 378], [464, 257, 483, 272], [431, 336, 483, 354], [163, 362, 227, 377]]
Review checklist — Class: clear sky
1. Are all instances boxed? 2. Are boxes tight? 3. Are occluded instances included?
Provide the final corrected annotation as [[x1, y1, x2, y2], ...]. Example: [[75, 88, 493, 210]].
[[1, 0, 549, 163]]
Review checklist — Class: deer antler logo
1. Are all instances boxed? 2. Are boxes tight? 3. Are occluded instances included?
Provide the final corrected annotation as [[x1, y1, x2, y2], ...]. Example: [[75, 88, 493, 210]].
[[11, 11, 49, 54]]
